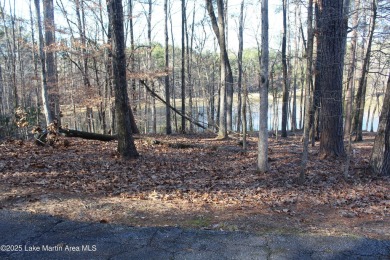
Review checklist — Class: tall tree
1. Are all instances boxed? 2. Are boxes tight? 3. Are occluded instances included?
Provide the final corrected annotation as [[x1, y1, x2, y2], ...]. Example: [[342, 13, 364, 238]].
[[352, 0, 377, 141], [370, 72, 390, 175], [181, 0, 186, 133], [29, 0, 40, 124], [34, 0, 53, 125], [344, 0, 360, 137], [8, 0, 18, 109], [236, 0, 245, 132], [146, 0, 156, 134], [74, 0, 94, 132], [257, 0, 269, 172], [126, 0, 139, 134], [290, 3, 299, 133], [206, 0, 233, 139], [43, 0, 59, 119], [224, 3, 233, 132], [108, 0, 138, 158], [342, 0, 354, 177], [317, 0, 347, 158], [128, 0, 136, 115], [164, 0, 171, 134], [300, 0, 314, 181], [281, 0, 289, 137], [185, 1, 196, 133], [310, 3, 322, 145]]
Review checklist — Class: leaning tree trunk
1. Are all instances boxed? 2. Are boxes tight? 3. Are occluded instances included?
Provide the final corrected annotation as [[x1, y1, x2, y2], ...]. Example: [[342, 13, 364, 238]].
[[370, 72, 390, 175], [108, 0, 138, 158], [317, 0, 347, 158]]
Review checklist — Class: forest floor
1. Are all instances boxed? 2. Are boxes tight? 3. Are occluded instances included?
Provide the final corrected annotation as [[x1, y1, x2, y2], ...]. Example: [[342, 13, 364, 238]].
[[0, 132, 389, 240]]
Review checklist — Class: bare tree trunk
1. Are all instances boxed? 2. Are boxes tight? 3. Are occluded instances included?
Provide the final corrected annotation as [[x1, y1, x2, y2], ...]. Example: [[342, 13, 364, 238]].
[[341, 0, 353, 177], [17, 26, 26, 110], [344, 0, 360, 137], [9, 1, 18, 109], [128, 0, 137, 115], [271, 70, 278, 138], [257, 0, 269, 172], [145, 0, 156, 134], [34, 0, 53, 125], [237, 0, 244, 133], [168, 3, 178, 132], [317, 0, 347, 158], [300, 0, 314, 182], [108, 0, 138, 158], [310, 3, 322, 146], [370, 72, 390, 175], [164, 0, 171, 134], [291, 4, 300, 132], [247, 91, 253, 132], [185, 2, 195, 133], [242, 71, 247, 150], [219, 0, 233, 132], [299, 64, 305, 130], [181, 0, 186, 133], [43, 0, 59, 119], [353, 0, 377, 142], [206, 0, 231, 139], [281, 0, 289, 137], [29, 0, 40, 125]]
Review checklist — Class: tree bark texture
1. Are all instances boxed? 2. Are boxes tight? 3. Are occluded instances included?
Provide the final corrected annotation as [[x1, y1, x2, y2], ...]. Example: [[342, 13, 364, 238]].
[[257, 0, 269, 172], [108, 0, 138, 158], [317, 0, 347, 158]]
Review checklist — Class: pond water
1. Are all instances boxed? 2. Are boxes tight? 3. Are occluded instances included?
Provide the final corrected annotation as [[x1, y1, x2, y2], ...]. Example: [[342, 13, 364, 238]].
[[142, 102, 379, 134]]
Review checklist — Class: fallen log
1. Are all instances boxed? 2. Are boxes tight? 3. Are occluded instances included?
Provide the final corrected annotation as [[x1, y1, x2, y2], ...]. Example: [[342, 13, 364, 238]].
[[59, 128, 117, 141]]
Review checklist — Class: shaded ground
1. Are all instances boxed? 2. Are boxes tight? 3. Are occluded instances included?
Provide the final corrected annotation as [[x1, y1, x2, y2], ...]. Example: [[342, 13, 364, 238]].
[[0, 132, 389, 240]]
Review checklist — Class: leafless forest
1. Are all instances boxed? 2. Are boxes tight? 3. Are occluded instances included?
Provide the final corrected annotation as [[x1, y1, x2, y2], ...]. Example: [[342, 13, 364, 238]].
[[0, 0, 389, 237]]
